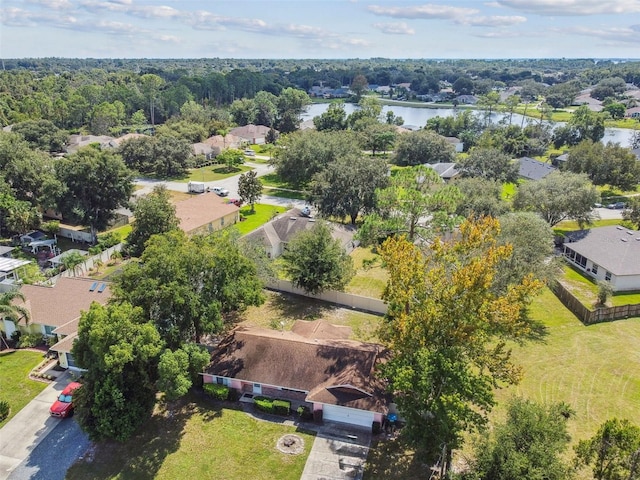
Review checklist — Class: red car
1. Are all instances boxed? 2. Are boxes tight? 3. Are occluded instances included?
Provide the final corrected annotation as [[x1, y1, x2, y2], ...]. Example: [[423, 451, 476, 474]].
[[49, 382, 82, 418]]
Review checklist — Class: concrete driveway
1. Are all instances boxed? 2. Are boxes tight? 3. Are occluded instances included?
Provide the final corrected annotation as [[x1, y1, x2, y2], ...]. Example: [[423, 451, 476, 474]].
[[0, 375, 80, 480], [301, 423, 371, 480]]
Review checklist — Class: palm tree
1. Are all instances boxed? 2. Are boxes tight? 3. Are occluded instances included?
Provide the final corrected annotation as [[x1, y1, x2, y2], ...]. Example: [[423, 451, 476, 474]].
[[0, 289, 30, 327]]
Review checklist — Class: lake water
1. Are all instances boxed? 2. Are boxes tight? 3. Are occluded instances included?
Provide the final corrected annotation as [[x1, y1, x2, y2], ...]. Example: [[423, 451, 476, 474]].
[[302, 103, 636, 148]]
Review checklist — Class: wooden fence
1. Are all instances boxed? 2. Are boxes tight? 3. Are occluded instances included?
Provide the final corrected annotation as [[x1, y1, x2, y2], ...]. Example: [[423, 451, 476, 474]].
[[265, 279, 387, 315], [552, 281, 640, 325]]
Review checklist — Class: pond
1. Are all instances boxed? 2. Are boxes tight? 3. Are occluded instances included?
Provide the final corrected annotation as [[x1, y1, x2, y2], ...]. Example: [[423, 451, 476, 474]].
[[301, 103, 636, 147]]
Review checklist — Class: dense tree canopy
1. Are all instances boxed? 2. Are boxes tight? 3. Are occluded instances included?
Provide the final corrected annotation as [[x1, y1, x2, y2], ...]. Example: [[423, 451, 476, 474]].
[[456, 147, 519, 183], [127, 185, 179, 257], [55, 147, 134, 243], [393, 130, 457, 167], [566, 140, 640, 191], [281, 222, 354, 295], [114, 230, 264, 348], [513, 171, 599, 227], [73, 302, 163, 441], [378, 217, 544, 463], [310, 154, 389, 224]]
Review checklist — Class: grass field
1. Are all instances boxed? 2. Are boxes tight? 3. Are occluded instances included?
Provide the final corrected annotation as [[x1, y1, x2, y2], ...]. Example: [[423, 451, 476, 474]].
[[172, 165, 254, 183], [346, 247, 388, 299], [493, 288, 640, 444], [232, 204, 287, 235], [0, 350, 47, 428], [262, 187, 306, 201], [67, 395, 315, 480]]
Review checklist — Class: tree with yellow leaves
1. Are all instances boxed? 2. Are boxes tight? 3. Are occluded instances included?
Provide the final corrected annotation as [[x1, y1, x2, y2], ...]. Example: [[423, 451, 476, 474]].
[[378, 216, 545, 467]]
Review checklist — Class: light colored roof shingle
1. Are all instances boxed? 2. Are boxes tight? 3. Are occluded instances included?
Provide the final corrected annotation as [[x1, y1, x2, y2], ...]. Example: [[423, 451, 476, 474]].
[[173, 193, 239, 233], [565, 226, 640, 276]]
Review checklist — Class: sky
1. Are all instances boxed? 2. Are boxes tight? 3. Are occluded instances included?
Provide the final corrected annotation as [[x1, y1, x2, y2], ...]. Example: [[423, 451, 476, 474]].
[[1, 0, 640, 59]]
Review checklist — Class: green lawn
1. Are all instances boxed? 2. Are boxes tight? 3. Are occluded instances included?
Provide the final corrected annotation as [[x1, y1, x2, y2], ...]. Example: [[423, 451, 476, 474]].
[[346, 247, 388, 299], [492, 288, 640, 444], [501, 182, 517, 200], [172, 165, 254, 183], [259, 173, 298, 190], [262, 187, 306, 201], [67, 396, 315, 480], [0, 350, 48, 428], [554, 218, 623, 237], [233, 204, 287, 235]]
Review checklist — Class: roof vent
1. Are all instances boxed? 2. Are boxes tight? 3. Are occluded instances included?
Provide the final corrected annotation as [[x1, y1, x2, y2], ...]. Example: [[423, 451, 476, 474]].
[[289, 217, 296, 220], [627, 231, 634, 235], [617, 226, 625, 230], [621, 238, 628, 242]]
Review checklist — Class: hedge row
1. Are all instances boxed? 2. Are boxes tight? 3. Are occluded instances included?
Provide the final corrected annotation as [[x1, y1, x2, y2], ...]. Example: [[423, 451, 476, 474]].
[[254, 396, 291, 415], [203, 383, 229, 400]]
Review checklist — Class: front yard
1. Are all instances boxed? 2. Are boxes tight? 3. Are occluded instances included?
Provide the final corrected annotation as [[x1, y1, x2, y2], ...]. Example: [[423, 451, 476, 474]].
[[0, 350, 47, 428], [67, 395, 315, 480]]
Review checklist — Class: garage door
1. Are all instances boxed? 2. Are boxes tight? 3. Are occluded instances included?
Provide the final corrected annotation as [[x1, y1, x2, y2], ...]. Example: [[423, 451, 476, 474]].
[[322, 405, 374, 428]]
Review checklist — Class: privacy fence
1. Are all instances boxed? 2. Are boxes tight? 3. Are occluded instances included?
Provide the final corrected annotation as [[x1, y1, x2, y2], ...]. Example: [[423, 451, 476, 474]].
[[46, 244, 124, 285], [265, 279, 387, 315], [552, 281, 640, 325]]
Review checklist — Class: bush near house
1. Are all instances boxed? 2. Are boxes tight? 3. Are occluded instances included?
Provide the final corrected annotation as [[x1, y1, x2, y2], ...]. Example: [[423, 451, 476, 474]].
[[203, 383, 230, 400], [17, 333, 45, 349], [254, 396, 291, 415]]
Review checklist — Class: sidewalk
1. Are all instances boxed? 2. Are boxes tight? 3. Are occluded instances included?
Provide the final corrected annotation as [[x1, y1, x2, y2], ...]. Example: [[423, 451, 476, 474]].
[[0, 374, 71, 480]]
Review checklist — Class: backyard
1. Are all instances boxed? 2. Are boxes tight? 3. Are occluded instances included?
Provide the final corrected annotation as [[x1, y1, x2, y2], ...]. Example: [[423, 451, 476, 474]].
[[66, 395, 315, 480], [0, 350, 48, 428]]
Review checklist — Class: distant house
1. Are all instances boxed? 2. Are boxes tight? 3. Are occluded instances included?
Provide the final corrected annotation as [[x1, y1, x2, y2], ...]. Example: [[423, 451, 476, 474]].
[[203, 134, 244, 151], [173, 192, 240, 235], [1, 278, 112, 369], [563, 226, 640, 292], [454, 95, 478, 105], [202, 325, 390, 429], [444, 136, 464, 153], [109, 133, 147, 147], [66, 134, 116, 154], [626, 106, 640, 118], [243, 208, 356, 259], [517, 157, 556, 181], [229, 124, 276, 145], [425, 162, 460, 181], [192, 142, 217, 160]]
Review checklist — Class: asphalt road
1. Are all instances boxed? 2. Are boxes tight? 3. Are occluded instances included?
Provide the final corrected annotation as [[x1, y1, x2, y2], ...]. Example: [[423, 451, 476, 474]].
[[7, 419, 89, 480]]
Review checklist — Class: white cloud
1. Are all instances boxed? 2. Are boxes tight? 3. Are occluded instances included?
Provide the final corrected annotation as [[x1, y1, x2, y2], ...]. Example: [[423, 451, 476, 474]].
[[496, 0, 640, 16], [372, 22, 415, 34], [367, 3, 478, 20], [461, 15, 526, 27], [552, 24, 640, 43], [26, 0, 73, 10]]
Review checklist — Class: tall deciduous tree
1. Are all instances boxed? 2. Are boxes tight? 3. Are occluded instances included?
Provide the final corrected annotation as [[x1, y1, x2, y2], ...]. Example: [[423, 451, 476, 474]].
[[468, 398, 573, 480], [114, 230, 264, 347], [281, 222, 354, 295], [55, 148, 134, 243], [623, 197, 640, 229], [513, 171, 599, 227], [575, 418, 640, 480], [313, 102, 347, 132], [566, 140, 640, 191], [310, 154, 388, 224], [237, 170, 262, 212], [127, 185, 179, 257], [359, 165, 462, 245], [350, 74, 369, 100], [72, 302, 163, 441], [393, 130, 456, 167], [276, 87, 311, 134], [378, 217, 544, 463], [456, 147, 519, 183]]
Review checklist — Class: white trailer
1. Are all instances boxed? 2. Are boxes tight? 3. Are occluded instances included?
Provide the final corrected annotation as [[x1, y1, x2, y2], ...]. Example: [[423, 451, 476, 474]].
[[188, 181, 206, 193]]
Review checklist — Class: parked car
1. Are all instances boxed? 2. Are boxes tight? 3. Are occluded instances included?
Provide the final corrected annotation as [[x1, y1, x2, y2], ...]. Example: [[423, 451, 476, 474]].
[[228, 198, 242, 207], [211, 186, 230, 197], [243, 149, 256, 157], [607, 202, 626, 209], [50, 381, 82, 418], [300, 206, 312, 217]]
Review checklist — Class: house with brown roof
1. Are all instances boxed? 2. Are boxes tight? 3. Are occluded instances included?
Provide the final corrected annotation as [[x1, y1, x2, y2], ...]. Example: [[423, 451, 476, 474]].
[[203, 324, 390, 428], [174, 192, 240, 235], [2, 277, 112, 369], [242, 208, 356, 258]]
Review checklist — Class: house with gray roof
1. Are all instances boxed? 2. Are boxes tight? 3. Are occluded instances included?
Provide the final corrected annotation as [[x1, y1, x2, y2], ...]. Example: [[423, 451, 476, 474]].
[[425, 162, 460, 181], [242, 208, 356, 259], [517, 157, 556, 181], [563, 226, 640, 292]]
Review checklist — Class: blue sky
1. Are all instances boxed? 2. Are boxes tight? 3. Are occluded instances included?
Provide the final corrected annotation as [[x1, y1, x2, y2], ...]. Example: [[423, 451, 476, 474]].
[[1, 0, 640, 59]]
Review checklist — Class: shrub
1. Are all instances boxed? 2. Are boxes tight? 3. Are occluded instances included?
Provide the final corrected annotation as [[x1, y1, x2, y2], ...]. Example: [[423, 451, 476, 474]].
[[0, 400, 9, 421], [203, 383, 229, 400], [273, 399, 291, 415], [10, 330, 21, 343], [297, 405, 313, 421], [17, 333, 44, 348], [254, 396, 275, 414], [227, 388, 241, 402]]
